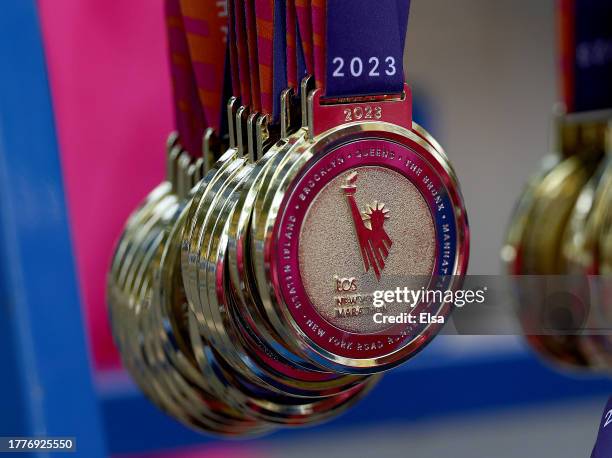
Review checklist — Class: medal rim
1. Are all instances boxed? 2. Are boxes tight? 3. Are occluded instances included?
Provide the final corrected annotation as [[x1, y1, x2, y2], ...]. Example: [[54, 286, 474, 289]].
[[266, 121, 469, 372]]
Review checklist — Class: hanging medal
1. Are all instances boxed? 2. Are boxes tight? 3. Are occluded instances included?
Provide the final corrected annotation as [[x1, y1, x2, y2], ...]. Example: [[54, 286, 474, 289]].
[[108, 0, 271, 435], [110, 0, 470, 437], [505, 0, 612, 372], [180, 0, 378, 426], [248, 0, 469, 374]]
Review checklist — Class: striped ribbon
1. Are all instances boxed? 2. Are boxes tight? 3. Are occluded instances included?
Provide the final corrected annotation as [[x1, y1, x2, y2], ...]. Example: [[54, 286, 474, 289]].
[[179, 0, 228, 133], [233, 0, 252, 106], [165, 0, 207, 157], [227, 0, 241, 97], [295, 0, 314, 75], [255, 0, 274, 114], [285, 0, 298, 89], [310, 0, 325, 89], [245, 0, 262, 111]]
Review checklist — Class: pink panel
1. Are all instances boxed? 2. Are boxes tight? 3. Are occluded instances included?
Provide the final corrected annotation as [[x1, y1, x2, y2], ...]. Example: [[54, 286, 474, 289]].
[[38, 0, 174, 368]]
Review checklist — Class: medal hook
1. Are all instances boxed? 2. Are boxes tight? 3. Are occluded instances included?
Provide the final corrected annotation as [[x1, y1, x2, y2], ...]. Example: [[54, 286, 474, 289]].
[[202, 127, 219, 174], [280, 88, 300, 139], [256, 115, 277, 161], [166, 144, 182, 192], [235, 105, 250, 156], [560, 111, 611, 161], [176, 152, 191, 199], [192, 157, 204, 184], [300, 75, 315, 129], [227, 96, 240, 149], [247, 112, 260, 162], [187, 163, 197, 193], [166, 131, 180, 152]]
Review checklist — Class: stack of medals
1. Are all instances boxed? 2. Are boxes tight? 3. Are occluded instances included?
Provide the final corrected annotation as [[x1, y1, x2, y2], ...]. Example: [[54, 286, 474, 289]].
[[108, 0, 469, 436], [502, 0, 612, 372]]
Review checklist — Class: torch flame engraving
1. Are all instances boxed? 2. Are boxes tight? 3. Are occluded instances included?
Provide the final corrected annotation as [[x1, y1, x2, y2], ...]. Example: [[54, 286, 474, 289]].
[[341, 171, 392, 281]]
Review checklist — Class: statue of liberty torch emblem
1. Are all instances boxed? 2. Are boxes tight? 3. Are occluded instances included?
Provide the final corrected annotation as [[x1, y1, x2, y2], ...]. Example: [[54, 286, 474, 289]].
[[341, 171, 392, 280]]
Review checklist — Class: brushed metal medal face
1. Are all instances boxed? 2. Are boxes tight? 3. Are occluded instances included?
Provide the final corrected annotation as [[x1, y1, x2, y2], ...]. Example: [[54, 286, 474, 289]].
[[298, 165, 435, 333]]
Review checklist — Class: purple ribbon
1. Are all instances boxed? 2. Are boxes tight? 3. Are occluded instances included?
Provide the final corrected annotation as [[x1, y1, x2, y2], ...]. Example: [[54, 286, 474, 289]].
[[572, 0, 612, 112], [272, 0, 288, 122], [592, 397, 612, 457], [325, 0, 410, 97]]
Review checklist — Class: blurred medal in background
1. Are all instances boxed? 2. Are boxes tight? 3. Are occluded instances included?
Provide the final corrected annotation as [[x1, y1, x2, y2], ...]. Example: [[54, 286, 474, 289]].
[[503, 0, 612, 373]]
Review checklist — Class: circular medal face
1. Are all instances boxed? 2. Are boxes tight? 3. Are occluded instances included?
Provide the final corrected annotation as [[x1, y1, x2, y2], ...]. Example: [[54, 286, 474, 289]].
[[270, 131, 467, 370], [298, 165, 436, 334]]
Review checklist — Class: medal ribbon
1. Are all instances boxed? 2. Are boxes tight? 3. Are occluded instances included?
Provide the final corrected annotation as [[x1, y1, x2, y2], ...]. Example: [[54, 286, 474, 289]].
[[245, 0, 262, 111], [294, 0, 313, 86], [228, 0, 241, 97], [255, 0, 275, 114], [295, 0, 314, 75], [168, 0, 412, 152], [226, 0, 290, 123], [165, 0, 231, 156], [233, 0, 252, 106], [314, 0, 410, 97], [396, 0, 411, 51], [255, 0, 289, 121], [559, 0, 612, 112], [286, 0, 298, 89], [179, 0, 228, 132], [166, 0, 207, 157], [272, 0, 288, 118], [591, 397, 612, 457]]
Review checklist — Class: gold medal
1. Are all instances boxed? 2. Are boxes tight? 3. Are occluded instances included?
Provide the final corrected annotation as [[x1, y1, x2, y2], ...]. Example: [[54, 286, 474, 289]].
[[152, 192, 271, 436], [506, 113, 609, 370], [178, 89, 379, 424], [243, 84, 467, 374], [108, 0, 470, 436]]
